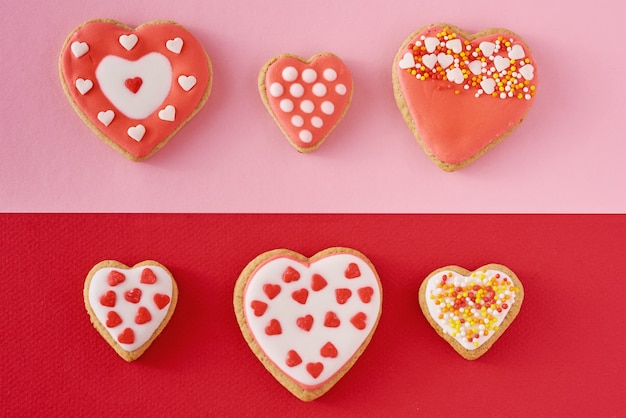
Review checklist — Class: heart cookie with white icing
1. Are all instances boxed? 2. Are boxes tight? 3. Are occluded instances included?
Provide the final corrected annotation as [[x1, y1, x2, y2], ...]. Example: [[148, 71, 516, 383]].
[[234, 248, 382, 401], [259, 53, 353, 152], [393, 24, 537, 171], [418, 264, 524, 360], [84, 260, 178, 361], [59, 19, 212, 161]]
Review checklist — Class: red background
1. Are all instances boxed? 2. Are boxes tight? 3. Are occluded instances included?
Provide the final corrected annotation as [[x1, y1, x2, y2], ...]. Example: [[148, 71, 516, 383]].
[[2, 214, 625, 417]]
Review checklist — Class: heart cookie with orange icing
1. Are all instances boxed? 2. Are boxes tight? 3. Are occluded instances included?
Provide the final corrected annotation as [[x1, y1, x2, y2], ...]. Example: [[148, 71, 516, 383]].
[[84, 260, 178, 361], [419, 264, 524, 360], [234, 248, 382, 401], [393, 24, 537, 171], [59, 19, 212, 161], [259, 53, 353, 152]]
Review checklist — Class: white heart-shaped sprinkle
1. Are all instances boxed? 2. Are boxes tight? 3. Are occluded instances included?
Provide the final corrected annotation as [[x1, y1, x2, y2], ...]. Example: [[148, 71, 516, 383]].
[[468, 60, 483, 75], [97, 110, 115, 126], [398, 52, 416, 69], [494, 56, 511, 72], [446, 68, 464, 84], [479, 41, 496, 57], [480, 78, 496, 95], [519, 64, 534, 80], [119, 34, 138, 51], [166, 37, 183, 54], [437, 53, 454, 69], [71, 41, 89, 58], [127, 124, 146, 142], [177, 75, 197, 91], [158, 105, 176, 122], [445, 39, 462, 54], [422, 54, 438, 69], [75, 78, 93, 95], [424, 37, 439, 53], [508, 44, 525, 60]]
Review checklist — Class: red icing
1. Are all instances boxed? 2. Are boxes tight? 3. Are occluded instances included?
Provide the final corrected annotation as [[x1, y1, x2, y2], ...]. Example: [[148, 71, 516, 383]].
[[105, 311, 122, 328], [125, 77, 143, 93], [306, 362, 324, 379], [357, 286, 374, 303], [345, 263, 361, 279], [135, 306, 152, 324], [311, 274, 328, 291], [324, 311, 341, 328], [99, 290, 116, 307], [59, 20, 212, 160], [335, 288, 352, 304], [286, 350, 303, 367], [265, 319, 282, 336], [250, 300, 268, 317], [140, 268, 157, 284], [153, 293, 170, 309], [291, 288, 309, 305], [107, 270, 125, 286], [124, 288, 142, 304], [263, 283, 281, 300], [350, 312, 367, 330], [117, 327, 135, 344], [320, 342, 338, 358], [282, 266, 301, 283], [296, 314, 314, 332]]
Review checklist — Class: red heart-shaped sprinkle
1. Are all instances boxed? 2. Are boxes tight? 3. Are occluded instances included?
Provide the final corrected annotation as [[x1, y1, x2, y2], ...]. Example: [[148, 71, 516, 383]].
[[124, 288, 142, 304], [320, 342, 338, 358], [107, 271, 125, 286], [357, 286, 374, 303], [250, 300, 268, 317], [292, 288, 309, 305], [135, 306, 152, 324], [263, 283, 281, 300], [335, 288, 352, 304], [283, 266, 301, 283], [265, 319, 282, 336], [296, 314, 313, 332], [350, 312, 367, 330], [153, 293, 171, 310], [106, 311, 122, 327], [324, 311, 341, 328], [140, 268, 157, 284], [117, 327, 135, 344], [345, 263, 361, 279], [286, 350, 303, 367], [99, 290, 116, 307], [311, 273, 328, 291], [306, 362, 324, 379], [124, 77, 143, 93]]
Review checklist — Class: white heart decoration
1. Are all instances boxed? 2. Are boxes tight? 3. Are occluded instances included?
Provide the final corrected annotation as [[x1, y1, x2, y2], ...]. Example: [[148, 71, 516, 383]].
[[119, 34, 138, 50], [166, 37, 183, 54], [508, 44, 525, 60], [158, 105, 176, 121], [519, 64, 535, 80], [422, 53, 438, 69], [398, 52, 416, 69], [177, 75, 197, 91], [479, 41, 496, 57], [71, 41, 89, 58], [127, 124, 146, 141], [75, 78, 93, 95], [97, 110, 115, 126], [424, 36, 439, 53], [494, 55, 511, 72], [437, 53, 454, 69]]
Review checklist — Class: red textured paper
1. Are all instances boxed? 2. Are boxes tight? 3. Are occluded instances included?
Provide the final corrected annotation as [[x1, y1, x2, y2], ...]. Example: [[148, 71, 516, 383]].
[[1, 214, 625, 416]]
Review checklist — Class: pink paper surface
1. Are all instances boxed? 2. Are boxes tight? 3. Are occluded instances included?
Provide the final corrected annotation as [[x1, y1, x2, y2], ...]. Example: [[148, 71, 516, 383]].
[[1, 0, 624, 212]]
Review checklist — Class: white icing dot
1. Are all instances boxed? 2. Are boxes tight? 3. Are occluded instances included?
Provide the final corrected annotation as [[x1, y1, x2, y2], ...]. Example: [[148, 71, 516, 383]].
[[279, 99, 294, 112], [321, 101, 334, 115], [302, 68, 317, 83], [289, 83, 304, 98], [291, 115, 304, 127], [299, 129, 313, 143], [312, 83, 327, 97], [269, 82, 284, 97], [323, 68, 337, 82], [282, 66, 298, 82], [335, 84, 347, 95], [311, 116, 323, 128], [299, 100, 314, 114]]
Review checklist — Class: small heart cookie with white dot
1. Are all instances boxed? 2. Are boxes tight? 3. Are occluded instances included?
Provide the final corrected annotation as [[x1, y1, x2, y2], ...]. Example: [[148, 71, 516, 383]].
[[259, 53, 353, 152]]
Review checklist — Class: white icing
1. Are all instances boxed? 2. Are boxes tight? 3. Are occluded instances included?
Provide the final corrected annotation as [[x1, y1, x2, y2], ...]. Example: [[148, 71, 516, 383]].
[[301, 68, 317, 83], [95, 53, 172, 119], [398, 52, 416, 69], [312, 83, 327, 97], [424, 37, 439, 53], [320, 101, 334, 115], [269, 82, 284, 97], [158, 105, 176, 121], [177, 75, 197, 91], [322, 68, 337, 82], [71, 41, 89, 58], [479, 41, 496, 57], [299, 129, 313, 143], [279, 99, 294, 112], [75, 78, 93, 95], [243, 253, 381, 388], [300, 100, 314, 114], [311, 116, 323, 128], [97, 110, 115, 126], [282, 66, 298, 82], [424, 269, 517, 350], [127, 124, 146, 141], [335, 84, 347, 95], [519, 64, 534, 80], [166, 37, 183, 54], [291, 115, 304, 127], [446, 39, 462, 54], [508, 44, 525, 60], [119, 34, 138, 51], [87, 265, 174, 352], [289, 83, 304, 98]]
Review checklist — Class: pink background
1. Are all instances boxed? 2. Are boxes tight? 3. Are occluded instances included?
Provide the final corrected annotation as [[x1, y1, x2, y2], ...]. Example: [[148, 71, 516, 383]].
[[1, 0, 624, 212]]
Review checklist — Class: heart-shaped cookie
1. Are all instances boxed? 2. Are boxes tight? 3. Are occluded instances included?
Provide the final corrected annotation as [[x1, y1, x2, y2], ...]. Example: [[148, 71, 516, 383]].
[[259, 53, 353, 152], [84, 260, 178, 361], [234, 248, 382, 401], [393, 24, 538, 171], [418, 264, 524, 360], [59, 19, 212, 161]]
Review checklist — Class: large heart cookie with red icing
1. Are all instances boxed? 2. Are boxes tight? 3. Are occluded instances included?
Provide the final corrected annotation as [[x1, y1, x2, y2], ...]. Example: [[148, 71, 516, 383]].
[[84, 260, 178, 361], [59, 19, 212, 161], [234, 248, 382, 401], [418, 264, 524, 360], [393, 24, 537, 171], [259, 53, 353, 152]]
